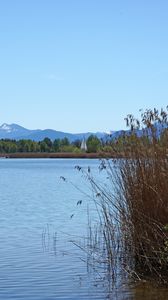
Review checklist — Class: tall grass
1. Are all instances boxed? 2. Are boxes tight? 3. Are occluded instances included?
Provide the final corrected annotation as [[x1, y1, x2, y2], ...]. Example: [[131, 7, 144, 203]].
[[82, 108, 168, 283]]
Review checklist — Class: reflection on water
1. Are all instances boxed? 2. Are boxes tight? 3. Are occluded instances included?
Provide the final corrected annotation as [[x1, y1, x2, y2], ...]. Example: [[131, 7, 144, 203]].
[[0, 158, 168, 299]]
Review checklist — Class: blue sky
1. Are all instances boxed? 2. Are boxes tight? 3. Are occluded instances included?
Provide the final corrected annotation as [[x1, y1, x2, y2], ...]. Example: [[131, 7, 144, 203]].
[[0, 0, 168, 133]]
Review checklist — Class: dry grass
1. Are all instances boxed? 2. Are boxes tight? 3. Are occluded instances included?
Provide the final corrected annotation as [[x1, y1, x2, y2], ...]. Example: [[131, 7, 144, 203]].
[[82, 108, 168, 283], [1, 152, 104, 159]]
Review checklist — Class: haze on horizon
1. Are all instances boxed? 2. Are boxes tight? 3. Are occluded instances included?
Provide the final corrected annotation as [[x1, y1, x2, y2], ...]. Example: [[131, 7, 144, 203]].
[[1, 0, 168, 133]]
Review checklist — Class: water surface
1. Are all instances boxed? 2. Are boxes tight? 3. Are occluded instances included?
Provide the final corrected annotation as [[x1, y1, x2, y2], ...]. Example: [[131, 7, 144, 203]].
[[0, 158, 168, 300], [0, 159, 110, 300]]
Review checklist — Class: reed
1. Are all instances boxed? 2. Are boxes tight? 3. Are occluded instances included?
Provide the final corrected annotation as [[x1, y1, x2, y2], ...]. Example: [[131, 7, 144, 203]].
[[83, 108, 168, 283]]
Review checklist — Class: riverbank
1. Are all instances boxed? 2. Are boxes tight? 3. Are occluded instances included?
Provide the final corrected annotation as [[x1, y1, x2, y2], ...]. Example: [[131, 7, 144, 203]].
[[0, 152, 115, 159]]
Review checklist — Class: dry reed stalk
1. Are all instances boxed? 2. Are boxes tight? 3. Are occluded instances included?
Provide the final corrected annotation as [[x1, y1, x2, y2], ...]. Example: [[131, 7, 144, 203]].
[[83, 108, 168, 283]]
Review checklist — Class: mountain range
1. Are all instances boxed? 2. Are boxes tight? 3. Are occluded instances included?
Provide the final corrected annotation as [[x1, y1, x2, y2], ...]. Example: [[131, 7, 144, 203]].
[[1, 122, 166, 142], [0, 123, 106, 142]]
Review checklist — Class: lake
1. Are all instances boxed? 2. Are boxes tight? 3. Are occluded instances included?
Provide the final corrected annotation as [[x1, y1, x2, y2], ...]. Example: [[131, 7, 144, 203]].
[[1, 158, 168, 300]]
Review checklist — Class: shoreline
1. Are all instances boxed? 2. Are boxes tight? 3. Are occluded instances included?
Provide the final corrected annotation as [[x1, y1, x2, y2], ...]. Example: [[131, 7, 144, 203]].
[[0, 152, 115, 159]]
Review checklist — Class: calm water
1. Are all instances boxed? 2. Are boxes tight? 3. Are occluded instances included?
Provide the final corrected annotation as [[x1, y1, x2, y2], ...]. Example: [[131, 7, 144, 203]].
[[1, 158, 168, 300]]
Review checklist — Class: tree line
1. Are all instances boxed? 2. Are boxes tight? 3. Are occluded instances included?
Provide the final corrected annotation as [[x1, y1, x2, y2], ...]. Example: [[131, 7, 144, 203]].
[[0, 135, 102, 153]]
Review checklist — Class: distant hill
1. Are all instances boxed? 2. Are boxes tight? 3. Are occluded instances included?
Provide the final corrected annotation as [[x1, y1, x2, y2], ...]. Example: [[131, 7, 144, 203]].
[[0, 123, 105, 142], [109, 122, 168, 140]]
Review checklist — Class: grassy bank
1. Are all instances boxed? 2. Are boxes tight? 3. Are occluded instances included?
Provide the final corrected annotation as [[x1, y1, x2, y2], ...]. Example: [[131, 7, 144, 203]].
[[0, 152, 115, 159]]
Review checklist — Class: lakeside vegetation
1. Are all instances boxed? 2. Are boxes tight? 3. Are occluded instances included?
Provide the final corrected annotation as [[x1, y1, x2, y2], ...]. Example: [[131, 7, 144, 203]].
[[0, 135, 102, 154], [77, 108, 168, 284]]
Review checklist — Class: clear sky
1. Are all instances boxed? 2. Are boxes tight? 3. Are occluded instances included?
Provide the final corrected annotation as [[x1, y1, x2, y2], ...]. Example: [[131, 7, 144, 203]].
[[0, 0, 168, 133]]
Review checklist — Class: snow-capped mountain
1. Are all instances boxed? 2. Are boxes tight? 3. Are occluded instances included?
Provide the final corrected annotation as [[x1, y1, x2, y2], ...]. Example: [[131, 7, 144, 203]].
[[0, 123, 13, 133], [0, 123, 31, 139]]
